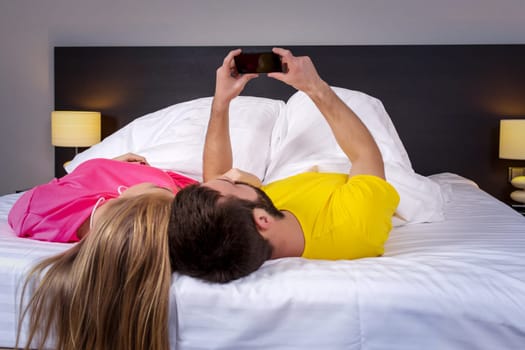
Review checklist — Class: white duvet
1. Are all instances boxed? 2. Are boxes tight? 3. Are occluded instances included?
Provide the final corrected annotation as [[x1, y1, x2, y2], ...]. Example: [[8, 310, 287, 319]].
[[66, 88, 446, 225], [1, 175, 524, 347]]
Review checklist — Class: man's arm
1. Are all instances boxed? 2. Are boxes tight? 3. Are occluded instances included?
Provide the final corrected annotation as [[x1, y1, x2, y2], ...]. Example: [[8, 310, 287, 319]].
[[203, 49, 258, 182], [268, 48, 385, 179]]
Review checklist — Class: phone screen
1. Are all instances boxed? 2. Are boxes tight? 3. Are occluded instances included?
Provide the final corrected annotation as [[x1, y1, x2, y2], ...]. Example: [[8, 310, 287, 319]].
[[234, 52, 283, 73]]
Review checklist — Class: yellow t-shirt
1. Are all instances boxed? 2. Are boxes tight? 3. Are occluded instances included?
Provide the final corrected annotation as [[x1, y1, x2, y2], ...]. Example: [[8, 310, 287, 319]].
[[262, 173, 400, 260]]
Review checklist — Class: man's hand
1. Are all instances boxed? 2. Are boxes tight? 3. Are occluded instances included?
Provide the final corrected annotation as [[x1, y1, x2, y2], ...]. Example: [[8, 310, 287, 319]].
[[112, 153, 149, 165], [267, 47, 326, 96], [214, 49, 259, 107]]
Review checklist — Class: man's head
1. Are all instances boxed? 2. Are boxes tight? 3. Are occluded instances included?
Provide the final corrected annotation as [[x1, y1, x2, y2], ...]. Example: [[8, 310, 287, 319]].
[[168, 179, 283, 283], [203, 177, 284, 219]]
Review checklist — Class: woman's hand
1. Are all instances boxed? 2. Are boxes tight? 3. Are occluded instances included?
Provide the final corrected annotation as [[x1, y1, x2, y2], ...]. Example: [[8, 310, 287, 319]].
[[112, 153, 149, 165], [221, 168, 262, 188]]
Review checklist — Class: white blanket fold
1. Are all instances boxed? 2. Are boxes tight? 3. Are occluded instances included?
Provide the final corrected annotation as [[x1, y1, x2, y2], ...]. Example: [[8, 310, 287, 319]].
[[265, 87, 445, 224]]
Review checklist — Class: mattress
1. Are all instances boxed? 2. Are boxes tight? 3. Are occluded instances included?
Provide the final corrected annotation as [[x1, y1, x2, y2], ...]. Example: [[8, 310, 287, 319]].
[[1, 173, 525, 349]]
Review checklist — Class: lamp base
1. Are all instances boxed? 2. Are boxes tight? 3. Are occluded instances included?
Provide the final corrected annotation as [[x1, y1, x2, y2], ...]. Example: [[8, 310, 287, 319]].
[[510, 190, 525, 204], [508, 167, 525, 182]]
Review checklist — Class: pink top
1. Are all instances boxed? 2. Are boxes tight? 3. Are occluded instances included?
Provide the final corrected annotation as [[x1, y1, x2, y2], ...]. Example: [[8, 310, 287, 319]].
[[8, 158, 197, 243]]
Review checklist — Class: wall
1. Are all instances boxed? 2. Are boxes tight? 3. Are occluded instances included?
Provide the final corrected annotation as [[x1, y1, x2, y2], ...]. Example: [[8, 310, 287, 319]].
[[0, 0, 524, 195]]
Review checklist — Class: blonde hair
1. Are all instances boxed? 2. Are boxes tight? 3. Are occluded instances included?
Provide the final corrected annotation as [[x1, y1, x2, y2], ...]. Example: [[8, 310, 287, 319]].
[[17, 193, 173, 350]]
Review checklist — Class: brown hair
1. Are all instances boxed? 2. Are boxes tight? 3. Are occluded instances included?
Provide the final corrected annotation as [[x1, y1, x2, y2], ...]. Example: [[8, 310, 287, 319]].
[[168, 184, 273, 283], [17, 193, 173, 350]]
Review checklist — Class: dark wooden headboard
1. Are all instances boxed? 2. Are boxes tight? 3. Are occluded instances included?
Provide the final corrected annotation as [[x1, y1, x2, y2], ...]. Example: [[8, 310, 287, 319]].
[[55, 45, 525, 202]]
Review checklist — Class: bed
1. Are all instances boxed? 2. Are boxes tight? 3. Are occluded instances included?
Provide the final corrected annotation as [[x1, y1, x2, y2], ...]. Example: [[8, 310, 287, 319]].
[[2, 45, 525, 349]]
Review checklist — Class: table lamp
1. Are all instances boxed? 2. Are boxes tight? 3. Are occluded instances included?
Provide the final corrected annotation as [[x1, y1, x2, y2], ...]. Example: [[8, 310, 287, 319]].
[[51, 111, 101, 154], [499, 119, 525, 203]]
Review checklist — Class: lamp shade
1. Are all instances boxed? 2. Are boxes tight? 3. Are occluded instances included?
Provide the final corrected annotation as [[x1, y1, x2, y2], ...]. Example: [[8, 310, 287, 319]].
[[499, 119, 525, 160], [51, 111, 101, 147]]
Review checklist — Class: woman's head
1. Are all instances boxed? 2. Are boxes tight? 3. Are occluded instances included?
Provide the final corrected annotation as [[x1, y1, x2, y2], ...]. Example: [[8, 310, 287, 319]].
[[89, 182, 175, 231], [19, 193, 173, 350]]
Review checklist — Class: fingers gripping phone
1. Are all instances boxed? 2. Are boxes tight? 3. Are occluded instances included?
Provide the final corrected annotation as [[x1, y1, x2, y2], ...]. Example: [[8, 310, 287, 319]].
[[234, 52, 283, 74]]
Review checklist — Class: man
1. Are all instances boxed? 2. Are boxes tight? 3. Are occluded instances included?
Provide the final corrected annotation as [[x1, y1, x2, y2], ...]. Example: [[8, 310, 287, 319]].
[[168, 47, 399, 283]]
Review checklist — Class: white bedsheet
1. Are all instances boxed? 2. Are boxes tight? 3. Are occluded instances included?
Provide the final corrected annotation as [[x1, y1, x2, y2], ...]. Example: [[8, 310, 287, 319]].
[[1, 173, 525, 349], [0, 192, 69, 346]]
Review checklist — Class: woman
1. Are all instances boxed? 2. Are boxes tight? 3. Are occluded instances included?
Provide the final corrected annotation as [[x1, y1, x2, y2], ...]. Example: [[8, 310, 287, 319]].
[[17, 192, 173, 350], [14, 161, 262, 349], [8, 153, 197, 242]]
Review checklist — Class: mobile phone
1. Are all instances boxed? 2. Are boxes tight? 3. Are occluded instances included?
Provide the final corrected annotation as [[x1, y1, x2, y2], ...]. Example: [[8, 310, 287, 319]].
[[234, 52, 283, 74]]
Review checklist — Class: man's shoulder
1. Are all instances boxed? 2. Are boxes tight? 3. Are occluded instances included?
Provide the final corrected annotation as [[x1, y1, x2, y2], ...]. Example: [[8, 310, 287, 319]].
[[265, 172, 348, 187], [262, 172, 348, 203]]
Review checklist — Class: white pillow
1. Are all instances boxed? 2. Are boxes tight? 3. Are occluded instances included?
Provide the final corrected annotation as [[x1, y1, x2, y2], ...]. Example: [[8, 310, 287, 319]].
[[264, 87, 445, 224], [65, 96, 285, 182]]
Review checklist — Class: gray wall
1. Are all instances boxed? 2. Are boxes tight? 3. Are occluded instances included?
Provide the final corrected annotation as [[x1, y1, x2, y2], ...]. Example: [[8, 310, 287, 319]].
[[1, 0, 524, 195]]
